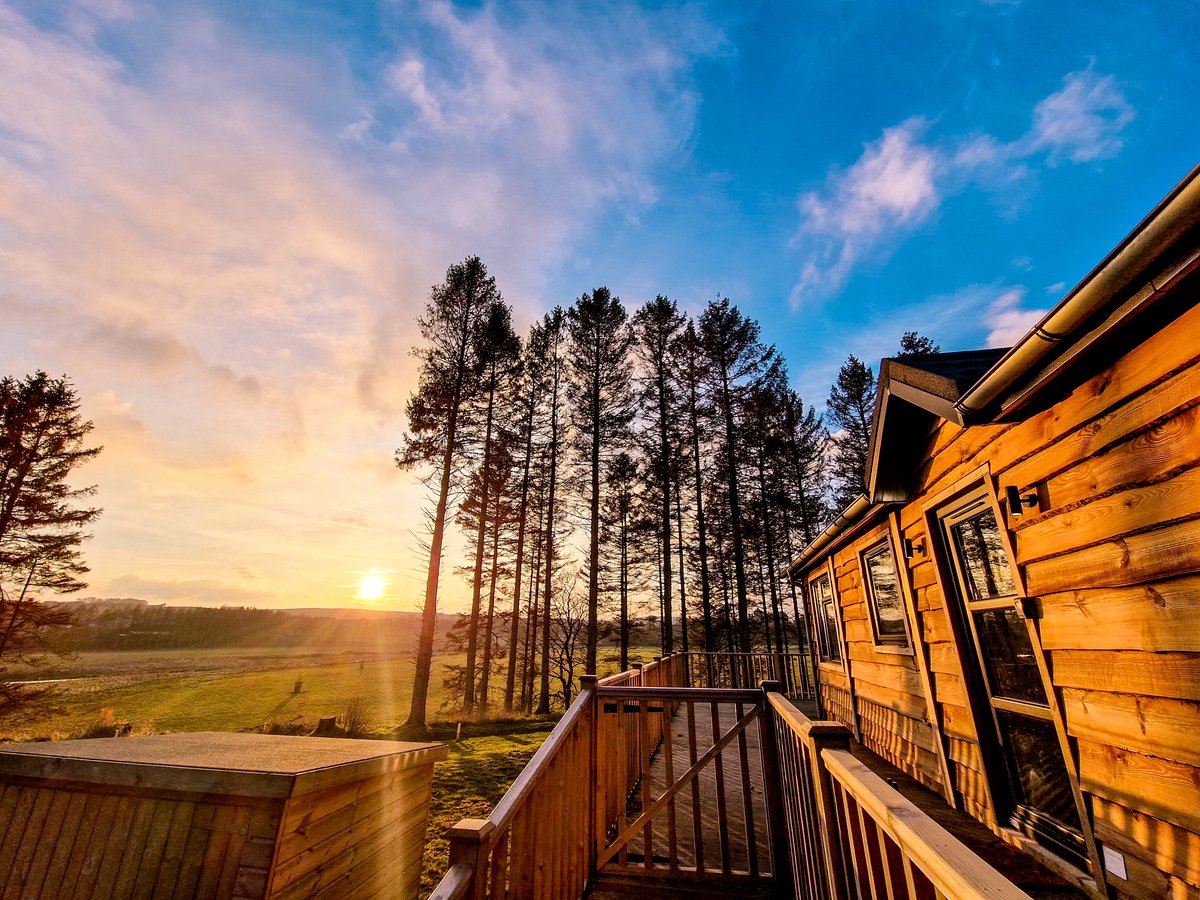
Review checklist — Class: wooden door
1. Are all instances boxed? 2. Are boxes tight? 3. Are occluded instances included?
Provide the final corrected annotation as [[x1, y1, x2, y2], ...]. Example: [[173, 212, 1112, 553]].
[[937, 492, 1088, 869]]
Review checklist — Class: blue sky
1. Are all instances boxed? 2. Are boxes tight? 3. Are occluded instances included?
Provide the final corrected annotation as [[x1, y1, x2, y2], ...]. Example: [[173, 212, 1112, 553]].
[[1, 0, 1196, 609]]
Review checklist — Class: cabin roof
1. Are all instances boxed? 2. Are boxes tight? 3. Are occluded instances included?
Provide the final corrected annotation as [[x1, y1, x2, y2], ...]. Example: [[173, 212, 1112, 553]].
[[0, 732, 447, 798]]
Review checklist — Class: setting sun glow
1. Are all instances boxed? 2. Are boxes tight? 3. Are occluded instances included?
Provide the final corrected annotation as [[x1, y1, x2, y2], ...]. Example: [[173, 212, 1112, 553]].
[[357, 574, 386, 602]]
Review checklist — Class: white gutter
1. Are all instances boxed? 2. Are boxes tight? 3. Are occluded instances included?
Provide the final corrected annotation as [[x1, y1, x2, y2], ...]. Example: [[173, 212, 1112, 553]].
[[956, 164, 1200, 418]]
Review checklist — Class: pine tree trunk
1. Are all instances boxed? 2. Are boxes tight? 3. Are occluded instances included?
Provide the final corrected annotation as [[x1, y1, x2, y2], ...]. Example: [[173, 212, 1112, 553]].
[[719, 367, 752, 653], [673, 473, 688, 655], [463, 381, 497, 711], [504, 395, 536, 711], [657, 369, 673, 656], [407, 407, 459, 726], [538, 367, 560, 714], [586, 355, 601, 674], [689, 379, 715, 652], [479, 506, 502, 708]]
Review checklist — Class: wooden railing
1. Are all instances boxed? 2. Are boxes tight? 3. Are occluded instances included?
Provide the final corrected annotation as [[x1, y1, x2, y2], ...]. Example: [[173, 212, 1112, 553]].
[[768, 691, 1032, 900], [683, 651, 815, 698], [430, 654, 1031, 900], [430, 675, 597, 900]]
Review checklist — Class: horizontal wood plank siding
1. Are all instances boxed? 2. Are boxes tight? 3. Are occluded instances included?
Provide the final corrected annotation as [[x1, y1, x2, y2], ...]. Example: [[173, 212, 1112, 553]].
[[0, 744, 438, 900], [808, 276, 1200, 898]]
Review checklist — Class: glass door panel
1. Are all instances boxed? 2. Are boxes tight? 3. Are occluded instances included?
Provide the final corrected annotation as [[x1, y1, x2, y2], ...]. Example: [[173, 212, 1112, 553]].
[[940, 494, 1085, 866]]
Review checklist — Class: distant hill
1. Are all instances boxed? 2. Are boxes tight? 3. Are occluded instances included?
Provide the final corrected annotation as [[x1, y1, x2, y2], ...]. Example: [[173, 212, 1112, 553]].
[[48, 601, 462, 654], [285, 607, 443, 621]]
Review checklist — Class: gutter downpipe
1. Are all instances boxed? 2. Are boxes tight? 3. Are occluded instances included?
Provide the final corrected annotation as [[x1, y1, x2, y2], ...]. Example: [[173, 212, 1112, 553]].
[[956, 164, 1200, 419]]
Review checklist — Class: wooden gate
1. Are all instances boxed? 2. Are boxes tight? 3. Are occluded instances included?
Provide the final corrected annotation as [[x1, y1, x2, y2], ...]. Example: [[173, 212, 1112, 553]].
[[593, 685, 784, 889]]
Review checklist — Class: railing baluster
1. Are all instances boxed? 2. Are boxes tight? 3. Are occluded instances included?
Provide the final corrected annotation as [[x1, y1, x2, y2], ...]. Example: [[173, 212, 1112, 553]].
[[735, 699, 758, 877], [662, 697, 678, 871], [686, 700, 704, 873], [879, 825, 907, 900], [640, 698, 652, 869], [856, 801, 882, 899], [710, 700, 731, 874]]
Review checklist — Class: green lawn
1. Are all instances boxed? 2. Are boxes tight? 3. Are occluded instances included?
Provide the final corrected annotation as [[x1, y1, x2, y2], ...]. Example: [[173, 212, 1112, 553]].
[[420, 727, 554, 896], [2, 652, 469, 740]]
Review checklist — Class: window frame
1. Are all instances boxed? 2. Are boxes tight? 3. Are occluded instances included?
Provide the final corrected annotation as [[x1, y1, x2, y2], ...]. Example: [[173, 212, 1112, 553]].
[[926, 479, 1098, 877], [858, 537, 913, 652], [807, 570, 844, 668]]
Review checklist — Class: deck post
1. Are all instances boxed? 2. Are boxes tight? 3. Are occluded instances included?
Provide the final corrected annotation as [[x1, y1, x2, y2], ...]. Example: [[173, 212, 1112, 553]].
[[804, 721, 852, 900], [759, 681, 793, 892], [771, 653, 787, 694], [447, 818, 495, 900], [580, 673, 599, 884]]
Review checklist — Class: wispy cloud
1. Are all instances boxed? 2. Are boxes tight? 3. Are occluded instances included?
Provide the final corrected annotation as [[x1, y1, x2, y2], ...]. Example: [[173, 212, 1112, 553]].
[[1027, 69, 1135, 163], [792, 119, 938, 305], [0, 1, 722, 609], [792, 68, 1135, 305], [984, 287, 1047, 346]]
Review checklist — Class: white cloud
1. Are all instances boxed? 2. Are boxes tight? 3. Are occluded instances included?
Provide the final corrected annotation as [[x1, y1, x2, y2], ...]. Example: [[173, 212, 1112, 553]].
[[0, 2, 722, 612], [793, 119, 939, 302], [985, 287, 1046, 346], [792, 67, 1134, 305], [1027, 69, 1134, 163]]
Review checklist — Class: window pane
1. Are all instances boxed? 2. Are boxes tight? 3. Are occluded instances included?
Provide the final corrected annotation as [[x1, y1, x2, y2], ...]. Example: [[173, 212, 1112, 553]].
[[997, 711, 1082, 833], [974, 608, 1047, 704], [864, 546, 908, 644], [950, 508, 1016, 600], [821, 599, 841, 662]]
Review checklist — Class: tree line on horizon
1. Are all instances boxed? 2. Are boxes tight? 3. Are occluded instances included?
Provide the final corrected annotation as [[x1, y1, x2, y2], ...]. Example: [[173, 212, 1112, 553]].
[[399, 255, 940, 725]]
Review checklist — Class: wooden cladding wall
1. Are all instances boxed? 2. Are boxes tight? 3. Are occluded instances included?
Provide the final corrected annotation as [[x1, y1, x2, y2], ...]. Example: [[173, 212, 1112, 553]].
[[267, 766, 435, 900], [816, 521, 954, 804], [809, 285, 1200, 898], [0, 754, 438, 900], [0, 779, 281, 900]]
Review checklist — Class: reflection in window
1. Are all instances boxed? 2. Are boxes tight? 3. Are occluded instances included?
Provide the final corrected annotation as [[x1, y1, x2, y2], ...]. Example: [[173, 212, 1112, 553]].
[[950, 507, 1016, 600], [863, 543, 908, 646], [811, 575, 841, 662], [975, 608, 1046, 704]]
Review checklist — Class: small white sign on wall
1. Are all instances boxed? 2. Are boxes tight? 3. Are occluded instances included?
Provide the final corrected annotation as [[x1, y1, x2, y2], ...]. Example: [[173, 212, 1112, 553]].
[[1102, 844, 1127, 880]]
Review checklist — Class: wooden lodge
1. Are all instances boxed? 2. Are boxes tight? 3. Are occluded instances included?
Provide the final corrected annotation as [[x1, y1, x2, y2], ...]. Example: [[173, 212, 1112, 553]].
[[789, 162, 1200, 899], [426, 166, 1200, 900]]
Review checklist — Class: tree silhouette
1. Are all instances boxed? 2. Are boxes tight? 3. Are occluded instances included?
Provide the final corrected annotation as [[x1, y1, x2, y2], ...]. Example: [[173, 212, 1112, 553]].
[[0, 372, 101, 717], [566, 288, 634, 674], [827, 355, 876, 510], [397, 256, 504, 726]]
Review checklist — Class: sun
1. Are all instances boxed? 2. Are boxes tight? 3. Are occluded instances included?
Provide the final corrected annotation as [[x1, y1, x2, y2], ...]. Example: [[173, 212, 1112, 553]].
[[357, 573, 386, 602]]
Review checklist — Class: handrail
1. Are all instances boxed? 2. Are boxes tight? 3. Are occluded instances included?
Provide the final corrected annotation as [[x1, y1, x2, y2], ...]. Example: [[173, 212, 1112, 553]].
[[429, 655, 1033, 900], [427, 861, 472, 900], [767, 689, 1033, 900], [489, 679, 595, 824], [596, 685, 761, 702], [822, 749, 1032, 900]]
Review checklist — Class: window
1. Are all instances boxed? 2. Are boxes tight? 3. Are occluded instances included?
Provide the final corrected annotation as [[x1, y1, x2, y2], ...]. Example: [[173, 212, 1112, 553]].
[[861, 540, 910, 647], [938, 491, 1087, 868], [810, 574, 841, 663]]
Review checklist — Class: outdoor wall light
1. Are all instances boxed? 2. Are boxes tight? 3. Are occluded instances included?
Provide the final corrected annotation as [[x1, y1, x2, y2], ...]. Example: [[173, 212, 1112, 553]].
[[1005, 484, 1041, 516], [903, 538, 926, 560]]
